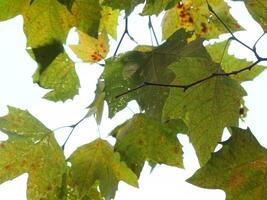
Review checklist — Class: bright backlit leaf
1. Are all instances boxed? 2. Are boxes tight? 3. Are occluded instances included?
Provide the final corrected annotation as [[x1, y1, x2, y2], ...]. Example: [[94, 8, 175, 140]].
[[162, 0, 242, 40], [206, 41, 265, 82], [68, 139, 138, 200], [29, 44, 80, 101], [111, 114, 183, 176], [188, 127, 267, 200], [99, 6, 120, 39], [0, 107, 66, 200], [70, 31, 109, 63], [163, 57, 246, 165]]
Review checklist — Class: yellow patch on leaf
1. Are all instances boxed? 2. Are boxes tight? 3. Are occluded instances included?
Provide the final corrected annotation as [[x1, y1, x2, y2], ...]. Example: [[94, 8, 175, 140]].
[[70, 30, 109, 63]]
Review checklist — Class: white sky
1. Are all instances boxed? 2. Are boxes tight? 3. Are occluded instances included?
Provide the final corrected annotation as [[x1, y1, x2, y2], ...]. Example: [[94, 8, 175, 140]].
[[0, 1, 266, 199]]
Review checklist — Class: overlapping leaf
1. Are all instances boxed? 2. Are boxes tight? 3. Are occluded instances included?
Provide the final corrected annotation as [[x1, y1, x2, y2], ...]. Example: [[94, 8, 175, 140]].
[[29, 42, 80, 101], [162, 0, 242, 40], [102, 30, 211, 119], [0, 107, 66, 199], [102, 0, 144, 15], [86, 79, 105, 125], [70, 31, 109, 63], [68, 139, 138, 200], [163, 57, 246, 165], [102, 0, 177, 15], [0, 0, 101, 48], [234, 0, 267, 31], [206, 41, 265, 82], [111, 114, 183, 176], [188, 127, 267, 199], [141, 0, 179, 15]]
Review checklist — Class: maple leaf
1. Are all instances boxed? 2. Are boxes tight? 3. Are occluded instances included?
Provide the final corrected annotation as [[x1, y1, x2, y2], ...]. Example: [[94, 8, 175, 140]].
[[28, 42, 80, 101], [102, 29, 210, 119], [163, 57, 246, 165], [162, 0, 242, 40], [234, 0, 267, 31], [68, 139, 138, 200], [206, 41, 265, 82], [0, 107, 66, 199], [70, 31, 109, 63], [187, 127, 267, 200], [0, 0, 101, 48], [111, 114, 183, 176]]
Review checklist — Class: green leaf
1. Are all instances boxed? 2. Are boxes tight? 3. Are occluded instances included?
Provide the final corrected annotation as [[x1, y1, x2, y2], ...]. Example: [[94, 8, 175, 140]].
[[235, 0, 267, 31], [29, 45, 80, 101], [68, 139, 138, 200], [111, 114, 183, 176], [23, 0, 75, 47], [206, 41, 265, 82], [163, 57, 246, 165], [162, 0, 242, 40], [0, 107, 66, 200], [102, 0, 144, 15], [103, 30, 210, 119], [188, 127, 267, 200], [71, 0, 101, 37], [0, 0, 101, 48], [0, 0, 29, 21], [99, 6, 120, 39], [141, 0, 179, 15], [86, 79, 105, 125], [70, 31, 109, 63]]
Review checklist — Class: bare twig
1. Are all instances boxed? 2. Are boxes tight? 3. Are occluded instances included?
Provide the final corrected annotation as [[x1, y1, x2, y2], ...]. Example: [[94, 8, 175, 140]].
[[113, 17, 138, 56], [54, 115, 88, 150], [148, 16, 159, 46]]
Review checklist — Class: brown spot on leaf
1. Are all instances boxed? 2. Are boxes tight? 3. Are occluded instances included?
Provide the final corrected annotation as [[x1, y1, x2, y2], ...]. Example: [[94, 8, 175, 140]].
[[201, 22, 208, 33], [4, 164, 12, 171], [228, 171, 245, 189], [138, 139, 144, 145]]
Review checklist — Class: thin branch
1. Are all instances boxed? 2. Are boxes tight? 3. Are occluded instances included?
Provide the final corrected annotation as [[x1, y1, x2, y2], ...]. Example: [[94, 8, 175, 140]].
[[113, 17, 138, 56], [253, 32, 265, 57], [57, 115, 87, 150], [148, 16, 159, 46], [206, 1, 255, 54], [116, 58, 266, 98]]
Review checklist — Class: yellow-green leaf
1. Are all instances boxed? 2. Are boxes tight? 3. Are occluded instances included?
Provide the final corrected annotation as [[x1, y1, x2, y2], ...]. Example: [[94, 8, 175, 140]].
[[70, 31, 109, 63], [235, 0, 267, 31], [162, 0, 242, 40], [0, 107, 66, 200], [206, 41, 265, 82], [99, 6, 120, 39], [188, 127, 267, 200], [163, 57, 246, 165], [111, 114, 183, 176], [68, 139, 138, 200]]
